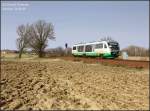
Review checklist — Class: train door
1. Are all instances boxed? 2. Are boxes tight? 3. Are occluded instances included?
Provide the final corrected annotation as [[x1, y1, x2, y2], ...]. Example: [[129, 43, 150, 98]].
[[72, 46, 77, 54], [77, 45, 85, 56], [103, 43, 108, 53], [94, 43, 104, 55]]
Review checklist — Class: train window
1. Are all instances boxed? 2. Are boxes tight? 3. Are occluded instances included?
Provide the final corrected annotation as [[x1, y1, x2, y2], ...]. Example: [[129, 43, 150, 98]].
[[95, 43, 103, 49], [85, 45, 92, 52], [77, 46, 84, 52], [73, 47, 76, 50], [104, 44, 107, 48]]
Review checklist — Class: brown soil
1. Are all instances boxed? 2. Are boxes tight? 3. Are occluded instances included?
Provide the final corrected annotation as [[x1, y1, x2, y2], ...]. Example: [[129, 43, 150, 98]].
[[1, 59, 149, 110]]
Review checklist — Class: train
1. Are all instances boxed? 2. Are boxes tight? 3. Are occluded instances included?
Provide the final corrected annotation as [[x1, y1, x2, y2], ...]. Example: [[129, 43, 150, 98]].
[[72, 40, 120, 58]]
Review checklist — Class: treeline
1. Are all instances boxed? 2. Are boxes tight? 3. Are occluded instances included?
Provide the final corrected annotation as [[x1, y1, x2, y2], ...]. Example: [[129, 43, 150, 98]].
[[1, 49, 19, 53], [17, 47, 72, 57], [121, 45, 149, 57], [45, 47, 72, 57]]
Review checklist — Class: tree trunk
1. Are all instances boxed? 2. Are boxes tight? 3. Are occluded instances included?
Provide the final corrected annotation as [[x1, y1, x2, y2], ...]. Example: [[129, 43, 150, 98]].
[[38, 50, 43, 58], [19, 48, 23, 58]]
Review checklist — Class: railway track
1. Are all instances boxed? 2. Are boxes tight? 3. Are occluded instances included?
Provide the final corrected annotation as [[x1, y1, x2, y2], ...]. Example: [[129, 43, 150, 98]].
[[59, 56, 149, 69]]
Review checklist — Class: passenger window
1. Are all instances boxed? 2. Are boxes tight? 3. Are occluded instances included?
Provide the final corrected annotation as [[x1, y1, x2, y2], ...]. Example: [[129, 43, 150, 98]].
[[95, 44, 103, 49], [77, 46, 84, 52], [73, 47, 76, 50], [85, 45, 92, 52], [104, 44, 107, 48]]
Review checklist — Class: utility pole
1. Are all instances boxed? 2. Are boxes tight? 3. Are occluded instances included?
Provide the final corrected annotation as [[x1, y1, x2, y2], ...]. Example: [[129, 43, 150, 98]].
[[65, 43, 68, 55]]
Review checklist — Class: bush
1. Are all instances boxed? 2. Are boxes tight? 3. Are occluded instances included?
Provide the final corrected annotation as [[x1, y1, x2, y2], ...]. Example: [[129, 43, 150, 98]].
[[45, 47, 72, 57]]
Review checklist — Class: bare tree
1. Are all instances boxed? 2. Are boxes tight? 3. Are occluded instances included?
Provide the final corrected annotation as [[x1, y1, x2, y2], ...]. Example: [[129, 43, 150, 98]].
[[16, 24, 30, 58], [28, 20, 55, 57], [122, 45, 149, 57]]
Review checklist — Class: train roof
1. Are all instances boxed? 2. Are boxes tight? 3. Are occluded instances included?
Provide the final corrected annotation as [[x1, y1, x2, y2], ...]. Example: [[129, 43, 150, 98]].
[[73, 40, 117, 46]]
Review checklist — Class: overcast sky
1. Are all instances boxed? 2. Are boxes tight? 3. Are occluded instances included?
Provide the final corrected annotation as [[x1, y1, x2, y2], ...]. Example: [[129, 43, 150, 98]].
[[1, 1, 149, 50]]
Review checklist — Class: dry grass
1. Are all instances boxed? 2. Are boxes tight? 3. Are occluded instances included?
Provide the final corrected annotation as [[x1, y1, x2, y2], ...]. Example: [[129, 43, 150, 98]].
[[1, 53, 38, 61], [119, 56, 149, 61]]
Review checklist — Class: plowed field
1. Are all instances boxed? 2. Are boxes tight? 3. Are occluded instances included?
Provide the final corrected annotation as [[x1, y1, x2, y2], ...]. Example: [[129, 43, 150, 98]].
[[1, 59, 149, 110]]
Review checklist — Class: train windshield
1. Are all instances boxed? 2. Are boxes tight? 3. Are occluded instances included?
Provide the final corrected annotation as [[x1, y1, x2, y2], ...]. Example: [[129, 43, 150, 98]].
[[108, 42, 120, 50]]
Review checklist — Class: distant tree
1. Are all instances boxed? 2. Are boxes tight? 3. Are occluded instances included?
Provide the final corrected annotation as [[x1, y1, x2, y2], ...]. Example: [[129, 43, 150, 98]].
[[45, 47, 64, 57], [55, 47, 65, 56], [66, 47, 72, 55], [28, 20, 55, 57], [16, 24, 30, 58], [122, 45, 149, 57]]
